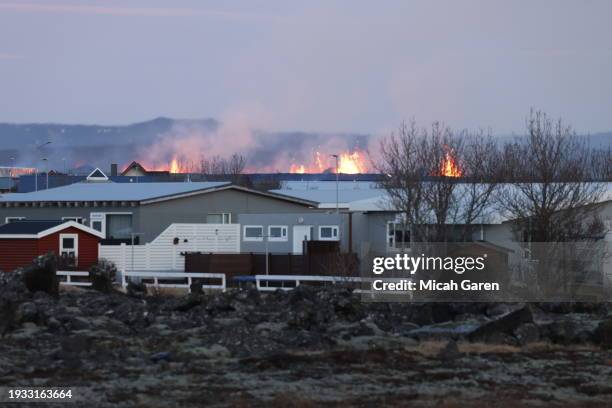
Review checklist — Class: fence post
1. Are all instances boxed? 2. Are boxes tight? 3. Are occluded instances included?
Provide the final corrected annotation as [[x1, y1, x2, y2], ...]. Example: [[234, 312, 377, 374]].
[[120, 243, 127, 272]]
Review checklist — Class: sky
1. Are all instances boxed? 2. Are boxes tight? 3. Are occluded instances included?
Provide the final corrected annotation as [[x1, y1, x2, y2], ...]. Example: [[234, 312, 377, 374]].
[[0, 0, 611, 136]]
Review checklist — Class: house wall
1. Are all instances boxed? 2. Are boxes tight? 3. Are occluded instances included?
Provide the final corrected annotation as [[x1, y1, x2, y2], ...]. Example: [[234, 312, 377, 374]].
[[0, 205, 139, 230], [38, 227, 99, 270], [0, 238, 38, 271], [0, 189, 321, 243], [237, 212, 345, 253], [138, 189, 319, 242]]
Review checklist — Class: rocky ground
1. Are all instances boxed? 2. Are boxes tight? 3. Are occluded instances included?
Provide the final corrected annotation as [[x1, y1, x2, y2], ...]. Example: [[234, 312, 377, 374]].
[[1, 264, 612, 407]]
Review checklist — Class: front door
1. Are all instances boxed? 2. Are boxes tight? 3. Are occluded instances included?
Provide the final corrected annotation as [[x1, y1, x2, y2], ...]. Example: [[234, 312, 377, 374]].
[[292, 226, 311, 254]]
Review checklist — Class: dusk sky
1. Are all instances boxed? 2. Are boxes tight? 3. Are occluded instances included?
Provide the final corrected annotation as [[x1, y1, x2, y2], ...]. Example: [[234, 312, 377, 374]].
[[0, 0, 611, 135]]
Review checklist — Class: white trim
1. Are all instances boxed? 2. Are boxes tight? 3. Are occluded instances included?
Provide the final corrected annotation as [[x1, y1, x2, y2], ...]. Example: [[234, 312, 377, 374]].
[[86, 167, 109, 181], [62, 216, 84, 224], [4, 216, 25, 223], [243, 225, 264, 241], [89, 212, 133, 239], [140, 184, 317, 206], [0, 221, 105, 239], [39, 221, 105, 239], [386, 221, 411, 251], [60, 233, 78, 258], [318, 225, 339, 241], [206, 212, 232, 224], [268, 225, 288, 242]]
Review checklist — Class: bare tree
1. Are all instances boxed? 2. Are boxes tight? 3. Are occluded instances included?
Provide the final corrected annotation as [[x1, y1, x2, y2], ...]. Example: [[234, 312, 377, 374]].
[[377, 121, 501, 244], [455, 130, 502, 240], [497, 110, 606, 297], [376, 121, 431, 245], [497, 110, 604, 243], [199, 154, 249, 186], [591, 147, 612, 181]]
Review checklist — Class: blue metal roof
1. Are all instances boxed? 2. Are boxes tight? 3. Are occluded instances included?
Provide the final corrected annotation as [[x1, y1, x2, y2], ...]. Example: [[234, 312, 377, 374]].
[[0, 181, 230, 202], [0, 220, 63, 234]]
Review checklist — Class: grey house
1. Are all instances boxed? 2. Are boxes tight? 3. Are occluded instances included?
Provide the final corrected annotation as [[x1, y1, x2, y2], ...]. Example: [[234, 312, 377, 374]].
[[237, 212, 344, 254], [0, 179, 319, 244]]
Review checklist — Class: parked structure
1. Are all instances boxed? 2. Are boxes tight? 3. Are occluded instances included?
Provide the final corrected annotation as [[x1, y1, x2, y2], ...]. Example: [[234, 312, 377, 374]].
[[0, 220, 103, 271]]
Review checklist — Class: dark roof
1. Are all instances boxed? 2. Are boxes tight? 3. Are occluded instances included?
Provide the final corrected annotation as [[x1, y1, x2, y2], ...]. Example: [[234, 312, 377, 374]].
[[121, 161, 146, 175], [0, 220, 63, 235]]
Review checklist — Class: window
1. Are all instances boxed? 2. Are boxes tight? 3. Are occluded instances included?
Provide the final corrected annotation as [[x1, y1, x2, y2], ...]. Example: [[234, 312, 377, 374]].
[[319, 225, 339, 241], [91, 221, 103, 233], [106, 214, 133, 239], [268, 225, 288, 241], [59, 233, 78, 267], [244, 225, 264, 241], [5, 217, 25, 223], [62, 217, 84, 224], [206, 213, 231, 224], [387, 222, 410, 250]]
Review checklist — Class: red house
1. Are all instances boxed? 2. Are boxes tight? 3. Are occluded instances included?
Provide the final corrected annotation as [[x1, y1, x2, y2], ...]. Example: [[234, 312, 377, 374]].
[[0, 220, 104, 272]]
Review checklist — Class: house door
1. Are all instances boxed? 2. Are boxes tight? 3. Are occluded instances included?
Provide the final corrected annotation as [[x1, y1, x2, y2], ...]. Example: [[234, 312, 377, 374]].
[[292, 226, 311, 254]]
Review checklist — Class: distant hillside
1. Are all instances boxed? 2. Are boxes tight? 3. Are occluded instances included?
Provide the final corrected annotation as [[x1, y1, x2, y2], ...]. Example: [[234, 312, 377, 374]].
[[0, 117, 219, 149], [0, 117, 608, 172]]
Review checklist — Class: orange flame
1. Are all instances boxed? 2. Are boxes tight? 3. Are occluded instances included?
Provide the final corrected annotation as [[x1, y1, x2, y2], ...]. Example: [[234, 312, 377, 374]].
[[337, 151, 368, 174], [289, 150, 368, 174], [440, 151, 461, 177], [289, 164, 306, 174], [169, 157, 181, 174]]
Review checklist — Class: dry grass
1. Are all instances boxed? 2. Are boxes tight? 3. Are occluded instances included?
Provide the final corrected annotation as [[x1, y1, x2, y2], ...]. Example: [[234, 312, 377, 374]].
[[403, 340, 601, 357]]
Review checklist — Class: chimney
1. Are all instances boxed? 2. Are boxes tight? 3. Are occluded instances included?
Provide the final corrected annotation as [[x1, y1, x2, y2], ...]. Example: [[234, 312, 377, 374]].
[[110, 163, 118, 177]]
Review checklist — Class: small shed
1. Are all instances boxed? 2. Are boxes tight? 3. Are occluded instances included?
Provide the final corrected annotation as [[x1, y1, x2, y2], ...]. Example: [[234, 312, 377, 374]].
[[0, 220, 104, 272]]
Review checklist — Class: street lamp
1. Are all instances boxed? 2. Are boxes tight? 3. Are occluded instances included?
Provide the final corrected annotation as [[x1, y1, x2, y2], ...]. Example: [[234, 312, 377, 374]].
[[331, 154, 339, 214], [34, 141, 52, 192], [9, 157, 14, 191], [42, 158, 49, 190]]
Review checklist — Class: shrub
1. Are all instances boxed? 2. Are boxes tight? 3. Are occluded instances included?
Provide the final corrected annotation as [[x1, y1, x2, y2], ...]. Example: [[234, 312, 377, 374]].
[[89, 259, 117, 293]]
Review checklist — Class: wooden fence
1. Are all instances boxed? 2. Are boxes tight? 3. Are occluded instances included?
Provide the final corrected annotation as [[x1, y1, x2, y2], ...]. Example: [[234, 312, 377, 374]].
[[185, 252, 359, 286]]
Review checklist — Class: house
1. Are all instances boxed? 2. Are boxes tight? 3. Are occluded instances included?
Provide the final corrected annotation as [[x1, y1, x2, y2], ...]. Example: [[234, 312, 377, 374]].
[[0, 220, 104, 272], [0, 180, 319, 244], [237, 212, 344, 254], [121, 161, 170, 177], [273, 181, 612, 279], [0, 177, 13, 193]]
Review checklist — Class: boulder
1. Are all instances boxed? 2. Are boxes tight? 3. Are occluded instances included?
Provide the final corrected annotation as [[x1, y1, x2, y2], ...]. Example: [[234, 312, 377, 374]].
[[594, 319, 612, 348], [468, 305, 533, 343]]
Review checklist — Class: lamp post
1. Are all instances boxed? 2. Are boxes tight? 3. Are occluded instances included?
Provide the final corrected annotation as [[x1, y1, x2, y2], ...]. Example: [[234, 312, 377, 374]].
[[9, 157, 14, 191], [331, 154, 339, 214], [35, 141, 52, 192], [42, 158, 49, 190]]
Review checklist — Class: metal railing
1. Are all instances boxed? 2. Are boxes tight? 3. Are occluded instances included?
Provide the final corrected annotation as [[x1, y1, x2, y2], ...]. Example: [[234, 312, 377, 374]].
[[254, 274, 371, 292], [121, 271, 226, 292], [56, 270, 92, 287]]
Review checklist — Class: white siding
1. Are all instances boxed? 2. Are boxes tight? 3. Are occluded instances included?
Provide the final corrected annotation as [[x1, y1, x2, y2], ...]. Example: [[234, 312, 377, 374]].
[[99, 223, 240, 271]]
